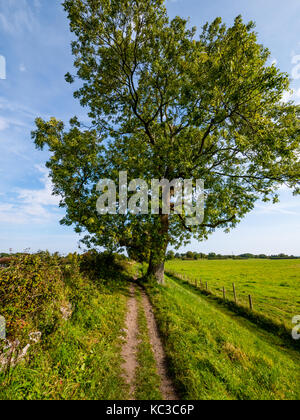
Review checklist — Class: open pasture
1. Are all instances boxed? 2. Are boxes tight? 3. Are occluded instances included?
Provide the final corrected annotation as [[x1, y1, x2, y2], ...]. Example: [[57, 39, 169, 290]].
[[165, 259, 300, 328]]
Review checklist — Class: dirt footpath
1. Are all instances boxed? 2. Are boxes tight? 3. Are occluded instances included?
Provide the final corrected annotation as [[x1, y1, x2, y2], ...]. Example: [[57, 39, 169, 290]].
[[121, 282, 178, 400]]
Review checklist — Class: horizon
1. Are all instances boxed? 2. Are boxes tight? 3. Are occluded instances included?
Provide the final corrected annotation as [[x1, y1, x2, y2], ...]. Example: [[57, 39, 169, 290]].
[[1, 250, 300, 259]]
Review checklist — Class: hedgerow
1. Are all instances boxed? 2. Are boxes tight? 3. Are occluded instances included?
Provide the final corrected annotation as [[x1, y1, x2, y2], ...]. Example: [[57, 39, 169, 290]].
[[0, 251, 130, 399], [0, 252, 65, 341]]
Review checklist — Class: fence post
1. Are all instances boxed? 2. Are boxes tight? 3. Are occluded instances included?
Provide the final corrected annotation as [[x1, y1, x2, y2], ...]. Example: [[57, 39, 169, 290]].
[[233, 283, 237, 304], [206, 282, 208, 291], [223, 287, 226, 300], [195, 279, 198, 288], [248, 295, 253, 310]]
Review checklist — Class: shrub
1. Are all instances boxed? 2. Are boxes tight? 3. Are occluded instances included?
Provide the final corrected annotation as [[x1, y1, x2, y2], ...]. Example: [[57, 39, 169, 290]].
[[0, 253, 64, 340]]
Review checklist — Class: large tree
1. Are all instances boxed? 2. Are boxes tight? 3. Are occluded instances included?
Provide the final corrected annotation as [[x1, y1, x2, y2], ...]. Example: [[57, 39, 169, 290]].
[[32, 0, 300, 283]]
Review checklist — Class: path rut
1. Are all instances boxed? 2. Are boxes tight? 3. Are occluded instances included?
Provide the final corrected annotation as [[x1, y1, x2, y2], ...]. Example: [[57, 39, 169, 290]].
[[121, 281, 178, 400], [121, 283, 139, 399], [140, 289, 178, 400]]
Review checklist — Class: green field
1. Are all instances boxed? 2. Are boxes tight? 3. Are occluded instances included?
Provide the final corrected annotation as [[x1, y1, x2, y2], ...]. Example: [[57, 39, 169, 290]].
[[165, 259, 300, 328], [147, 276, 300, 400]]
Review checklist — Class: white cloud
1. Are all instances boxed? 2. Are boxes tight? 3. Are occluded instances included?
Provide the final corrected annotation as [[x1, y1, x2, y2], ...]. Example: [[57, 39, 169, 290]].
[[0, 117, 9, 131], [0, 96, 48, 120], [295, 88, 300, 98], [0, 0, 40, 36], [33, 0, 41, 9], [0, 166, 62, 224], [16, 165, 60, 207], [0, 55, 6, 79], [281, 91, 292, 103], [255, 200, 300, 216], [281, 89, 300, 105], [0, 115, 30, 131], [19, 64, 26, 72], [291, 54, 300, 80]]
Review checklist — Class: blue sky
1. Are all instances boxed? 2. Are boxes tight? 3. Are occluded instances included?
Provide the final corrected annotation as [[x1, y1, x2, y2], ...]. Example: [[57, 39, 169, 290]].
[[0, 0, 299, 255]]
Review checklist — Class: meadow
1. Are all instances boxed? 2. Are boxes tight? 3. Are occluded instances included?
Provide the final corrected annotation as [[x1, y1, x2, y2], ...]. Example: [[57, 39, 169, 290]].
[[165, 259, 300, 329], [147, 276, 300, 400]]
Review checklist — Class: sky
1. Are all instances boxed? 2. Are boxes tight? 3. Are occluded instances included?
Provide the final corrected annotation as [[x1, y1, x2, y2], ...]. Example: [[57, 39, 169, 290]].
[[0, 0, 299, 255]]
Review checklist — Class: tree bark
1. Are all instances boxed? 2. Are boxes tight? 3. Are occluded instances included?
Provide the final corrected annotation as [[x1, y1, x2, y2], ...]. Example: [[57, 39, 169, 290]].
[[147, 214, 169, 284], [147, 254, 166, 285]]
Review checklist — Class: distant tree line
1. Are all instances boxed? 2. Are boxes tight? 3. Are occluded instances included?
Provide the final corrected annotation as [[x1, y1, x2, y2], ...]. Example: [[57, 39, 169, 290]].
[[0, 253, 10, 258], [166, 251, 300, 260], [1, 251, 299, 262], [0, 252, 31, 259]]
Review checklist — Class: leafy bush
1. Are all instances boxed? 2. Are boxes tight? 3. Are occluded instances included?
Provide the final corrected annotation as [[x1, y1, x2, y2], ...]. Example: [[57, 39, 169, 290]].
[[0, 253, 65, 340], [80, 250, 130, 282]]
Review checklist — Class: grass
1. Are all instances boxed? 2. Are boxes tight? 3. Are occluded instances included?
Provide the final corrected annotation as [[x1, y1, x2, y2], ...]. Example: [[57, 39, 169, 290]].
[[166, 259, 300, 328], [167, 272, 300, 351], [146, 275, 300, 400], [0, 257, 130, 400], [134, 287, 162, 400], [0, 255, 163, 400], [2, 254, 299, 400]]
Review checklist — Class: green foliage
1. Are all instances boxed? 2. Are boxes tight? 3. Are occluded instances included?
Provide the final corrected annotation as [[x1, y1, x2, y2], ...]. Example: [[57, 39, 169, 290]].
[[127, 246, 151, 264], [166, 250, 175, 260], [0, 253, 9, 258], [79, 250, 127, 281], [32, 0, 300, 280], [0, 253, 64, 340], [146, 276, 300, 400], [174, 252, 300, 260]]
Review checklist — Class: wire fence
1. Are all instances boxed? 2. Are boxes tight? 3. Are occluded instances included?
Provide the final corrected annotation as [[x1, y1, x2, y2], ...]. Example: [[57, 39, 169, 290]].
[[167, 270, 255, 311]]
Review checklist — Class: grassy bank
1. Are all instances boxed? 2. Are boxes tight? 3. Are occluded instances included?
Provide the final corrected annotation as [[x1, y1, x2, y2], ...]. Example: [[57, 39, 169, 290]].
[[0, 253, 130, 400], [146, 275, 300, 400]]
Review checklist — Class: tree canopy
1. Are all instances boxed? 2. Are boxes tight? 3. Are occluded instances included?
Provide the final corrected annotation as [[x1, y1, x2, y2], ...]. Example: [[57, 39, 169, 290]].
[[32, 0, 300, 283]]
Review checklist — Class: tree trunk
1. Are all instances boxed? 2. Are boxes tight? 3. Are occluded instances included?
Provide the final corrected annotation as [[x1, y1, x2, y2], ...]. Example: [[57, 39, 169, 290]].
[[147, 254, 166, 284], [147, 214, 169, 284]]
